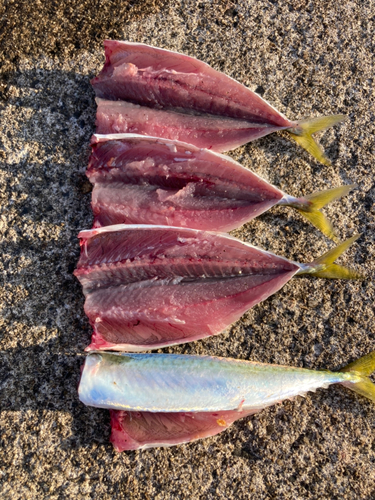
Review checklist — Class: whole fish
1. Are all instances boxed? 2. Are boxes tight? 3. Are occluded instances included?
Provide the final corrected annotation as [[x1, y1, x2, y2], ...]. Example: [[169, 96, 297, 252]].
[[78, 351, 375, 450], [74, 225, 361, 352], [92, 40, 345, 164], [88, 133, 352, 239]]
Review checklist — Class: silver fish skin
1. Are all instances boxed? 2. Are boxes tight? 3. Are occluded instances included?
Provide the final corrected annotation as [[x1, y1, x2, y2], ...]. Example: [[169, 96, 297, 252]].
[[78, 352, 357, 413]]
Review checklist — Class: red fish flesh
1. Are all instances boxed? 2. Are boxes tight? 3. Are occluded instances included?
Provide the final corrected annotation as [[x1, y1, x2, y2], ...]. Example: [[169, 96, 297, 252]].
[[92, 41, 345, 164], [74, 225, 360, 352], [88, 133, 352, 239]]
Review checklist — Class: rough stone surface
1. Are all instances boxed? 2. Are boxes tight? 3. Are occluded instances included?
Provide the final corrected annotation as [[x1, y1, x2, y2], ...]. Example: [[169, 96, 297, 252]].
[[0, 1, 374, 498]]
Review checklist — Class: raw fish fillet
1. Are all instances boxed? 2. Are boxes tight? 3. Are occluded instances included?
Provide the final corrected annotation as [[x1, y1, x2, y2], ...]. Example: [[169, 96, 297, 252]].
[[74, 225, 360, 351], [88, 133, 352, 239], [92, 40, 345, 164], [110, 409, 257, 451], [78, 351, 375, 450], [92, 41, 288, 123], [95, 99, 278, 153]]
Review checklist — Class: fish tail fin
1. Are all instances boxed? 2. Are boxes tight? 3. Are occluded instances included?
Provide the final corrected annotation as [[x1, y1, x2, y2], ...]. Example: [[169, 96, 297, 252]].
[[302, 234, 363, 279], [287, 115, 346, 165], [295, 184, 356, 242], [340, 351, 375, 403]]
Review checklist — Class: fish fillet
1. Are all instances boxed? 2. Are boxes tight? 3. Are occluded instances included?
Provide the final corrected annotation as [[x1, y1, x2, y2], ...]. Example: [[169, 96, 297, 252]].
[[92, 40, 345, 163], [74, 225, 298, 350]]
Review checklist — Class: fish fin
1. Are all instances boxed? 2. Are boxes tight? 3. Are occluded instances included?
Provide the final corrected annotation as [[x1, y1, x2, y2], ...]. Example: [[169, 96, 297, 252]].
[[314, 234, 360, 265], [287, 115, 346, 165], [303, 184, 355, 210], [341, 351, 375, 377], [304, 234, 363, 279], [309, 263, 363, 280], [340, 351, 375, 403], [296, 209, 337, 242], [296, 184, 355, 242]]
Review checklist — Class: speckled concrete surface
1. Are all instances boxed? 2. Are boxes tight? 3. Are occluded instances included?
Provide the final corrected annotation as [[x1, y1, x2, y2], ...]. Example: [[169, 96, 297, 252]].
[[0, 1, 374, 498]]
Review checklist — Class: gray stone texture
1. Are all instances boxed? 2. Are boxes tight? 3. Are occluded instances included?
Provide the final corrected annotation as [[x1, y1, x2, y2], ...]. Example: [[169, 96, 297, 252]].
[[0, 0, 374, 498]]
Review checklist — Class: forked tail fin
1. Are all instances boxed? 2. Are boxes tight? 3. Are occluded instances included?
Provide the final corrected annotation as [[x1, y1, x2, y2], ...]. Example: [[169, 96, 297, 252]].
[[287, 115, 346, 165], [295, 184, 355, 242], [340, 351, 375, 403], [299, 234, 363, 279]]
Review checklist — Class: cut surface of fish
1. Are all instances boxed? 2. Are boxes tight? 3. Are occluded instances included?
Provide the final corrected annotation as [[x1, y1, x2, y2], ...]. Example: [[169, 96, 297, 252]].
[[75, 225, 297, 350], [92, 41, 291, 125], [88, 134, 353, 238], [110, 409, 257, 451], [95, 99, 281, 153], [88, 134, 282, 231]]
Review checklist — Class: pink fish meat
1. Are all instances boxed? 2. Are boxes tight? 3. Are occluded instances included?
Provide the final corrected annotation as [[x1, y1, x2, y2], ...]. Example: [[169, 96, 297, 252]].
[[74, 225, 360, 352], [88, 133, 352, 239], [92, 40, 345, 164], [110, 409, 256, 451], [95, 99, 279, 153]]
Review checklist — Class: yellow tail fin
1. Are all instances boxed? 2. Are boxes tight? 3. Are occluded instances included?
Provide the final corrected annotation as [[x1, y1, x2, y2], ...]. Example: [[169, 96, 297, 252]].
[[287, 115, 346, 165], [340, 351, 375, 403], [296, 185, 355, 242], [301, 234, 363, 279]]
